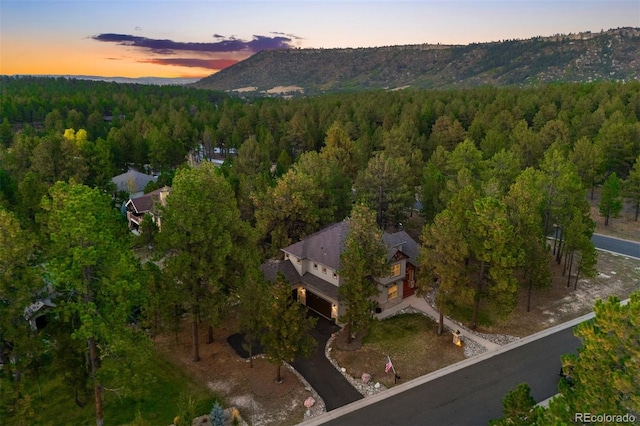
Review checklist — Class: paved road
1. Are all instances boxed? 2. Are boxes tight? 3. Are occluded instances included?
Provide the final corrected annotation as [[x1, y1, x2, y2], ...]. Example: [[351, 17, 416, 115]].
[[312, 326, 582, 426], [591, 233, 640, 258], [292, 313, 363, 411]]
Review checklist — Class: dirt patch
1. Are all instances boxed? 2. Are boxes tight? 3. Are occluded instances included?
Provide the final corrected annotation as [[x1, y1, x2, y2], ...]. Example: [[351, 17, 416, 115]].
[[154, 313, 314, 426], [265, 86, 304, 94], [471, 250, 640, 337], [588, 188, 640, 241]]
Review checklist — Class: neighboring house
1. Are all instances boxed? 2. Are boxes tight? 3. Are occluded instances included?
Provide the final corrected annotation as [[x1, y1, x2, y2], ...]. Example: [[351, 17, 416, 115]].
[[111, 169, 158, 198], [187, 144, 238, 168], [124, 186, 171, 233], [23, 298, 56, 331], [260, 221, 419, 322]]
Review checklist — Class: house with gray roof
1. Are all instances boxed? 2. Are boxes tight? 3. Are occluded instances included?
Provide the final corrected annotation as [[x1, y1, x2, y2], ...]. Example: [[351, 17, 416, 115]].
[[111, 170, 158, 198], [260, 221, 419, 322]]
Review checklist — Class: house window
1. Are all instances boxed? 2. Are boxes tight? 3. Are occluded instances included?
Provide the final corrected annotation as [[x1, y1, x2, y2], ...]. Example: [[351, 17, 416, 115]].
[[285, 253, 289, 259], [296, 258, 301, 264], [390, 263, 401, 277], [388, 284, 398, 300], [313, 263, 318, 270], [322, 267, 327, 274], [333, 272, 338, 279]]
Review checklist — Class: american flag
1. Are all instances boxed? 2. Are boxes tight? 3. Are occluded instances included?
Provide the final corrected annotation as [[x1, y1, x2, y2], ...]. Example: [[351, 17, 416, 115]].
[[385, 356, 393, 373]]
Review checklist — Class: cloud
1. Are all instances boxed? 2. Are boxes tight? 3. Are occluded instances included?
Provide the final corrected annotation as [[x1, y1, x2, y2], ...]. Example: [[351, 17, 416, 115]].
[[141, 58, 238, 70], [92, 33, 295, 54], [270, 31, 303, 40]]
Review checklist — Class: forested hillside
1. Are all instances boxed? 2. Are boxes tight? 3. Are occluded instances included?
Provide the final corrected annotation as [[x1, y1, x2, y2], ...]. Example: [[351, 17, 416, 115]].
[[193, 27, 640, 95], [1, 76, 640, 423]]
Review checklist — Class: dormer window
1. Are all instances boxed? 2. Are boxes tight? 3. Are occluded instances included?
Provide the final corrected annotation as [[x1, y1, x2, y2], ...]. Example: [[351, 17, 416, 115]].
[[322, 267, 327, 274], [390, 263, 401, 277], [313, 263, 318, 270], [333, 272, 338, 279]]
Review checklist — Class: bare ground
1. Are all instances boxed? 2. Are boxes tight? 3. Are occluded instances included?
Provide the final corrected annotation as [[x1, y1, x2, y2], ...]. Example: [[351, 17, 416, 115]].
[[154, 313, 317, 426], [588, 188, 640, 241]]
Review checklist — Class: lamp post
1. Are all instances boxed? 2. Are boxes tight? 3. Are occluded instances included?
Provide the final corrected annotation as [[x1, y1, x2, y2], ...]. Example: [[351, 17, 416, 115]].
[[452, 329, 463, 347]]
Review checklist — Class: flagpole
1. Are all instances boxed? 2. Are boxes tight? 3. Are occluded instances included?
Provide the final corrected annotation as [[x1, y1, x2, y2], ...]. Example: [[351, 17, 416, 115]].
[[387, 355, 399, 383]]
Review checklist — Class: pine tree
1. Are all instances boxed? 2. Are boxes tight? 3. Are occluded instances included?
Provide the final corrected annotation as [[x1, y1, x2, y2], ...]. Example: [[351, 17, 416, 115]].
[[339, 203, 389, 343], [40, 182, 149, 426], [209, 401, 226, 426], [599, 172, 623, 226], [624, 155, 640, 221], [489, 383, 542, 426], [541, 293, 640, 423], [160, 163, 241, 362], [261, 276, 317, 383]]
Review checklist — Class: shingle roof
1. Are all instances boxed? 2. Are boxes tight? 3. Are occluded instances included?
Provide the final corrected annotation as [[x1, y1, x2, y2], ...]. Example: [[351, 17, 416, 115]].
[[301, 273, 339, 300], [126, 187, 170, 214], [260, 259, 301, 285], [383, 231, 420, 265], [282, 221, 349, 271], [111, 170, 157, 194], [282, 221, 420, 270]]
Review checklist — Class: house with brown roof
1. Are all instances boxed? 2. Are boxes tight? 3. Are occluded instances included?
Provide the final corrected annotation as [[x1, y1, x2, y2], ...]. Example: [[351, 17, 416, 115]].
[[124, 186, 171, 233], [260, 221, 419, 322]]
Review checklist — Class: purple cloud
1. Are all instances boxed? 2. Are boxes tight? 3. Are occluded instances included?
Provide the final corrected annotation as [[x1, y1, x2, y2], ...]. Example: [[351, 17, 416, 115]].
[[92, 33, 294, 54], [141, 58, 238, 70], [270, 31, 303, 40]]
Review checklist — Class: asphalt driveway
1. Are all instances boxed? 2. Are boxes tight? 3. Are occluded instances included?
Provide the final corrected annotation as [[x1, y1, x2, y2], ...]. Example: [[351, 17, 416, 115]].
[[227, 310, 363, 411], [292, 311, 364, 411]]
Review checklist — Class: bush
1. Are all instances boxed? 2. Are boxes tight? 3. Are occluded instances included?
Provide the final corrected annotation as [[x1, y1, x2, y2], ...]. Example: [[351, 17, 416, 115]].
[[210, 401, 226, 426]]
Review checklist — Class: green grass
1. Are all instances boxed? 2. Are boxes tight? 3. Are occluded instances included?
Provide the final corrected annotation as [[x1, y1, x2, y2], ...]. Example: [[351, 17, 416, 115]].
[[5, 350, 219, 426], [446, 303, 493, 328], [364, 313, 425, 345]]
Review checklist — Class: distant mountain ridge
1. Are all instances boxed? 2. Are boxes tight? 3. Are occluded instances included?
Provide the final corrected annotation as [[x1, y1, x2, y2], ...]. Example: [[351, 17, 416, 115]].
[[193, 27, 640, 96], [21, 75, 200, 86]]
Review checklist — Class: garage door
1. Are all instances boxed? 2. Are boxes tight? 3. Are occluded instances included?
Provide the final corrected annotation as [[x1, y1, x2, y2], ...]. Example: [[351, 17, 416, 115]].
[[305, 290, 332, 319]]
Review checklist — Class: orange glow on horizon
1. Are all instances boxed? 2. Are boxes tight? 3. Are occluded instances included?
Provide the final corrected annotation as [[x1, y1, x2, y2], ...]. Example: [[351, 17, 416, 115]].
[[1, 35, 238, 78]]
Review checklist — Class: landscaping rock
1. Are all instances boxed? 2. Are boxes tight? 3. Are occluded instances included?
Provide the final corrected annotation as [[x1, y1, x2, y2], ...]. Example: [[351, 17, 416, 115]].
[[361, 373, 371, 384], [304, 396, 316, 408]]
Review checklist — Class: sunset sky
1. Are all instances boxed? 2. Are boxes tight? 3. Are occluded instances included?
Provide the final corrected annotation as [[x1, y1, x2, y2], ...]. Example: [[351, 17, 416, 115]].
[[2, 0, 639, 79]]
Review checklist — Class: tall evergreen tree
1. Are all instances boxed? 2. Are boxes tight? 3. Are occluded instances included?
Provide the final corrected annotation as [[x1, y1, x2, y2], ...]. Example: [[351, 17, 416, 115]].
[[599, 172, 623, 226], [541, 294, 640, 423], [624, 155, 640, 221], [354, 152, 413, 229], [338, 203, 389, 343], [40, 182, 149, 426], [160, 163, 240, 362], [505, 168, 552, 312], [261, 276, 316, 383]]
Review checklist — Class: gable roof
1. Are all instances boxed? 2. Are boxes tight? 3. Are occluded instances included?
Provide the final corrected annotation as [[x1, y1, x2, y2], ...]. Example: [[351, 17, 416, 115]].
[[384, 230, 420, 265], [111, 170, 157, 194], [282, 221, 349, 271], [126, 187, 171, 214], [281, 221, 420, 271]]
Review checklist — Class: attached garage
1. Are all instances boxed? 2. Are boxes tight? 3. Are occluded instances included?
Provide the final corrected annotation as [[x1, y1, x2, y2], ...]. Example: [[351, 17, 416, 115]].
[[305, 290, 332, 319]]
